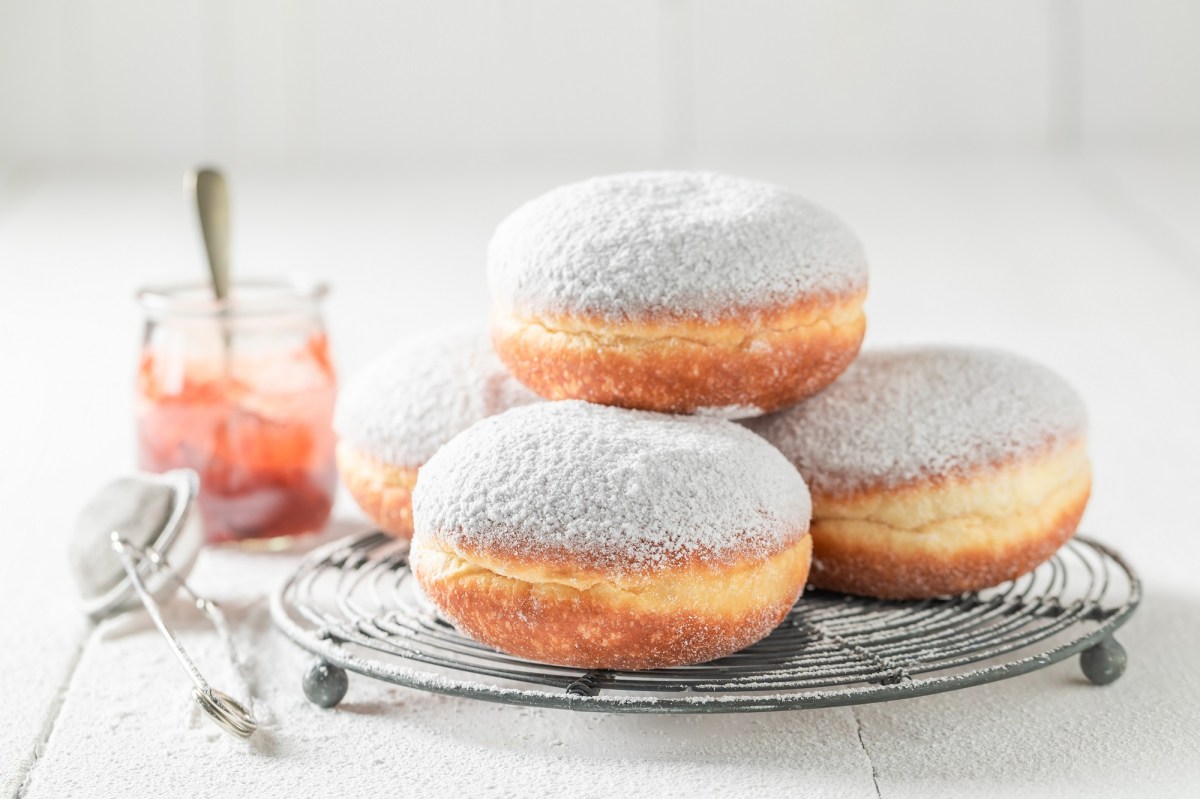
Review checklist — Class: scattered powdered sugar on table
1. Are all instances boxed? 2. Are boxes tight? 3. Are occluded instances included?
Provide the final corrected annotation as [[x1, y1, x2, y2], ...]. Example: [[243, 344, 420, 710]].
[[413, 401, 811, 571], [744, 347, 1088, 494], [333, 326, 540, 466], [488, 171, 868, 322]]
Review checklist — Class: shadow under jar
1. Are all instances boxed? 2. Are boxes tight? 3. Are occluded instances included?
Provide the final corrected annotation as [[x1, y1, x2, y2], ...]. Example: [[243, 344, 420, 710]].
[[136, 278, 337, 545]]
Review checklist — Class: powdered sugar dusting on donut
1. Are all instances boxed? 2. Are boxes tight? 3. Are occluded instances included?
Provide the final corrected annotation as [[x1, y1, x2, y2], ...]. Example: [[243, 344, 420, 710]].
[[745, 347, 1088, 495], [412, 401, 811, 572], [694, 404, 764, 420], [488, 171, 867, 322], [334, 327, 540, 466]]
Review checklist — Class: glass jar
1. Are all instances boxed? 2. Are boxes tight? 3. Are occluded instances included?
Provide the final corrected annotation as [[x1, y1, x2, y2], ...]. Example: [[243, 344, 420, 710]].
[[135, 278, 337, 545]]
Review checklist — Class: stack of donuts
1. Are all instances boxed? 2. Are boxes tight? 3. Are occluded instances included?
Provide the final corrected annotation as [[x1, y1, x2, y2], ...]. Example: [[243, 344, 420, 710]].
[[335, 171, 1091, 671]]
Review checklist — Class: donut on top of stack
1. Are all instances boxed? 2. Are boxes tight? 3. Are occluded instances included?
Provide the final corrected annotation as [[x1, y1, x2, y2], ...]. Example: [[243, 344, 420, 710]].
[[746, 347, 1091, 599], [488, 171, 868, 418], [409, 401, 813, 670], [334, 327, 539, 538]]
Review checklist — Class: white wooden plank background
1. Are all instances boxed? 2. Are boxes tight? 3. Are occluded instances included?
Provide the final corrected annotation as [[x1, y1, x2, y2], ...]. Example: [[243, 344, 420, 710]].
[[2, 153, 1198, 796], [3, 2, 1200, 166], [1080, 0, 1200, 148], [688, 1, 1053, 156]]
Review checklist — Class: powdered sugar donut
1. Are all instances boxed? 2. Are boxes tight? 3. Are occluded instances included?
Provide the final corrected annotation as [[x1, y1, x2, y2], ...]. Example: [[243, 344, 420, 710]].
[[334, 327, 539, 538], [488, 171, 868, 418], [410, 401, 813, 670], [745, 347, 1091, 599]]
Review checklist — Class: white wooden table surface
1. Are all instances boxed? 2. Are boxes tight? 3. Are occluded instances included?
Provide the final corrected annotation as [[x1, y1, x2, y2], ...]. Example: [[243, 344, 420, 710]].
[[2, 155, 1198, 798]]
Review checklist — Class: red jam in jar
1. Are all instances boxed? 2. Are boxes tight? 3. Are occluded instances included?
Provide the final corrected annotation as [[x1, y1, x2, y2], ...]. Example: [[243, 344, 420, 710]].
[[136, 279, 337, 544]]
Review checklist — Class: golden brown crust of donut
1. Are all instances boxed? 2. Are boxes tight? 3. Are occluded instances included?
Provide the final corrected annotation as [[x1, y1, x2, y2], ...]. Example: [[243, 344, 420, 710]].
[[442, 525, 808, 578], [491, 292, 866, 415], [807, 440, 1092, 599], [411, 533, 812, 670], [336, 441, 418, 539]]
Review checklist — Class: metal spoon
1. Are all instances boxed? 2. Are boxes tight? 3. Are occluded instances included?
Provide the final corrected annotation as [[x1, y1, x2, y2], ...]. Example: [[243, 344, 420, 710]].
[[188, 168, 230, 301], [186, 167, 234, 367]]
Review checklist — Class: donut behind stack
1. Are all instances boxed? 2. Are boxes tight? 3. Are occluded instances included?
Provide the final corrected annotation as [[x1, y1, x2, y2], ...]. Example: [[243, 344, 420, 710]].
[[409, 401, 813, 670], [746, 347, 1091, 599], [334, 327, 539, 538], [488, 171, 869, 418]]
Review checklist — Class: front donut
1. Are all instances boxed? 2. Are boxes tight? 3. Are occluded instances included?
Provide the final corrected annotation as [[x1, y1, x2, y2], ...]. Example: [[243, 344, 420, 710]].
[[409, 401, 813, 670], [488, 171, 868, 418]]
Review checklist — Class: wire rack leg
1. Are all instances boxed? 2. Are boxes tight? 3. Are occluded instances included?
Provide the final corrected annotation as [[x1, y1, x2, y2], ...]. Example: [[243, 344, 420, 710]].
[[1079, 636, 1127, 685], [303, 659, 350, 708]]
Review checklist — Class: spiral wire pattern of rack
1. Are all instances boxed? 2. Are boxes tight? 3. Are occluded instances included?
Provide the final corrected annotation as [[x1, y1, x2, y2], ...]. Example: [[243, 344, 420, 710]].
[[271, 532, 1139, 712]]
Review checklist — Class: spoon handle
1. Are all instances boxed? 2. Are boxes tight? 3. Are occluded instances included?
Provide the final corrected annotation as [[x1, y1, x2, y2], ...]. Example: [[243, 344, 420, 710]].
[[190, 168, 230, 301]]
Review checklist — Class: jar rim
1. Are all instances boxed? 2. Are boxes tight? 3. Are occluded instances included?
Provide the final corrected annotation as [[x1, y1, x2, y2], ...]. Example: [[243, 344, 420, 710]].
[[136, 276, 329, 318]]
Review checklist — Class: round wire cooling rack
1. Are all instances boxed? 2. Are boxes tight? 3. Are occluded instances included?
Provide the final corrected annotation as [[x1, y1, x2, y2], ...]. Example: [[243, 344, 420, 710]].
[[271, 532, 1140, 713]]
